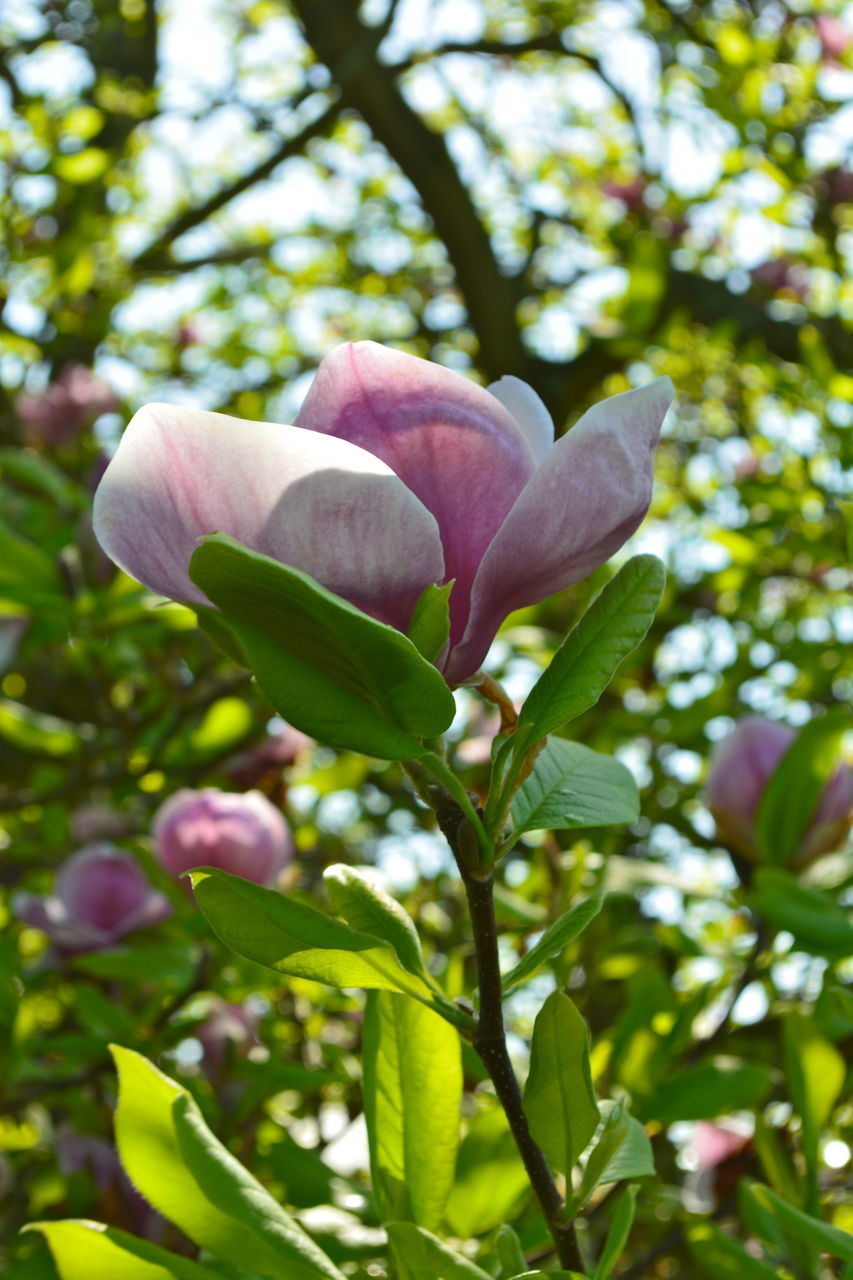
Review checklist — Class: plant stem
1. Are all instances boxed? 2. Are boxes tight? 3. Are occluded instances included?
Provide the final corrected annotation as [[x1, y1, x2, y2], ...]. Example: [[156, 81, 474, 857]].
[[420, 751, 493, 867], [460, 866, 585, 1273]]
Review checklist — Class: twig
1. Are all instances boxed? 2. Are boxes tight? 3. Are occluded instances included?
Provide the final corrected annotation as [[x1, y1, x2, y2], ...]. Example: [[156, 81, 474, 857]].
[[460, 866, 585, 1272], [133, 94, 341, 271]]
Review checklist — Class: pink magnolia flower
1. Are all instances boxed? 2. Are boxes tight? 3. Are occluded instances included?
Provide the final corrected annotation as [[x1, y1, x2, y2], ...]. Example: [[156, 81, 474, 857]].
[[195, 996, 262, 1076], [17, 365, 118, 445], [815, 14, 851, 63], [14, 844, 171, 954], [93, 342, 673, 684], [692, 1122, 750, 1170], [705, 717, 852, 867], [153, 787, 292, 886]]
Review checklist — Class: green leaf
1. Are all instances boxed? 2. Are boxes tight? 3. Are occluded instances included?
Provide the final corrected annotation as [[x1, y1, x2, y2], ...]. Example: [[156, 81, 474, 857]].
[[839, 498, 853, 560], [738, 1178, 789, 1253], [523, 991, 599, 1174], [575, 1101, 654, 1207], [0, 520, 62, 607], [362, 991, 462, 1231], [756, 711, 849, 865], [510, 738, 638, 837], [0, 446, 84, 508], [641, 1063, 773, 1124], [27, 1220, 225, 1280], [110, 1046, 345, 1279], [783, 1013, 845, 1209], [0, 700, 92, 758], [323, 864, 425, 977], [190, 867, 436, 1004], [741, 1183, 853, 1263], [753, 868, 853, 958], [752, 1114, 802, 1208], [502, 896, 604, 994], [685, 1222, 780, 1279], [494, 1224, 528, 1279], [514, 556, 664, 751], [386, 1223, 492, 1280], [406, 580, 453, 663], [73, 942, 199, 987], [593, 1185, 637, 1280], [444, 1106, 528, 1238], [488, 556, 664, 826], [195, 604, 248, 666], [189, 534, 455, 760], [55, 146, 110, 182]]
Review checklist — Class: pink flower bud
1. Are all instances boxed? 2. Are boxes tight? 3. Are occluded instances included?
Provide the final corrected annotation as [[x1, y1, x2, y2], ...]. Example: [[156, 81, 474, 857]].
[[16, 365, 118, 445], [14, 844, 171, 953], [153, 787, 293, 886], [705, 717, 852, 867]]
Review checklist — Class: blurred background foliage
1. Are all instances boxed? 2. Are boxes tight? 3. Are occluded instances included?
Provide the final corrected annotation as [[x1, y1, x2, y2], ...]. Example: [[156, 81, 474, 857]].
[[0, 0, 851, 1277]]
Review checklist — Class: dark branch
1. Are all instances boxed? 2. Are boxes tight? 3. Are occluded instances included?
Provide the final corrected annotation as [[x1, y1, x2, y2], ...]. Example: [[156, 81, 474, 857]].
[[461, 869, 585, 1272], [290, 0, 530, 380], [133, 95, 341, 271]]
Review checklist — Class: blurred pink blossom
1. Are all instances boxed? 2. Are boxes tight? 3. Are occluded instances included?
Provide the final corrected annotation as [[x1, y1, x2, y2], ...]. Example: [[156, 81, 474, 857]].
[[815, 14, 852, 62], [816, 166, 853, 205], [56, 1128, 168, 1241], [693, 1122, 750, 1169], [705, 716, 852, 866], [750, 257, 808, 297], [70, 803, 131, 843], [602, 178, 647, 211], [153, 787, 293, 886], [225, 723, 311, 789], [14, 844, 171, 953], [195, 997, 262, 1076], [16, 365, 118, 445]]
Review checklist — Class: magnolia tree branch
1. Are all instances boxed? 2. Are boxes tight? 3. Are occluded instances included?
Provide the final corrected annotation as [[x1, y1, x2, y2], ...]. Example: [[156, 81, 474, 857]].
[[424, 782, 583, 1264], [290, 0, 529, 381], [428, 779, 584, 1270], [133, 95, 342, 272], [460, 866, 584, 1273]]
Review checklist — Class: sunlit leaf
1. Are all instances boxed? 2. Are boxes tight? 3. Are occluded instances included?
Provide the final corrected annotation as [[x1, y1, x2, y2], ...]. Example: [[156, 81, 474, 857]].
[[363, 991, 462, 1230], [510, 738, 638, 835], [523, 991, 599, 1174], [28, 1220, 224, 1280], [110, 1046, 345, 1279], [502, 896, 603, 993]]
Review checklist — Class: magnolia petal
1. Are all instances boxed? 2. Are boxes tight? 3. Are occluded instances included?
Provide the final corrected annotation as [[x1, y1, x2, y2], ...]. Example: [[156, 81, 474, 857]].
[[487, 375, 554, 464], [446, 377, 674, 682], [295, 342, 537, 634], [94, 403, 444, 629]]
